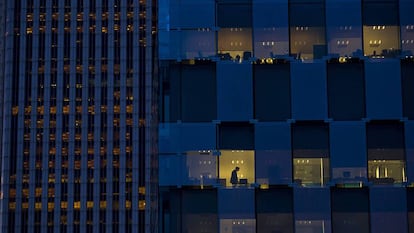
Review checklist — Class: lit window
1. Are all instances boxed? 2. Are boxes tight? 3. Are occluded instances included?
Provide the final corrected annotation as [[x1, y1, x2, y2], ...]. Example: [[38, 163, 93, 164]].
[[292, 122, 330, 186], [219, 150, 255, 187], [367, 121, 406, 184]]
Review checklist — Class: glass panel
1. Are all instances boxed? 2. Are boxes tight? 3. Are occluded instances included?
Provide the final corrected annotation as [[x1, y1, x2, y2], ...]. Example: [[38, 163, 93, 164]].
[[253, 0, 289, 58], [327, 62, 365, 120], [293, 158, 329, 186], [219, 150, 255, 187], [219, 219, 255, 233], [289, 0, 326, 60], [400, 1, 414, 56], [256, 188, 294, 233], [363, 25, 400, 58], [295, 220, 328, 233], [326, 0, 363, 57], [254, 63, 291, 121], [331, 188, 370, 233], [402, 61, 414, 119], [182, 190, 218, 233], [184, 151, 218, 186], [362, 0, 400, 57], [218, 28, 252, 62], [367, 122, 406, 184], [368, 159, 406, 184]]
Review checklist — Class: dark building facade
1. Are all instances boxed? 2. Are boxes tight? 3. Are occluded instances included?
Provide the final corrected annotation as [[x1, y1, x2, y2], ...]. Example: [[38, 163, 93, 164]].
[[158, 0, 414, 233], [0, 1, 158, 233]]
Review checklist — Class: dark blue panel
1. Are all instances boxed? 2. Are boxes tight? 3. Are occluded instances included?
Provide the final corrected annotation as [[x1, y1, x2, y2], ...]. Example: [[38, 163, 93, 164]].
[[402, 62, 414, 119], [406, 122, 414, 183], [256, 187, 293, 213], [370, 187, 407, 212], [169, 0, 215, 28], [255, 150, 292, 184], [254, 63, 291, 121], [217, 1, 252, 28], [370, 187, 408, 233], [400, 0, 414, 24], [181, 63, 216, 122], [365, 60, 402, 119], [218, 188, 255, 218], [289, 0, 325, 27], [255, 122, 291, 150], [331, 188, 370, 212], [367, 121, 404, 149], [219, 122, 254, 150], [363, 0, 399, 26], [294, 188, 330, 219], [326, 0, 361, 26], [217, 63, 253, 121], [182, 189, 217, 214], [180, 123, 216, 151], [330, 121, 367, 168], [253, 0, 288, 27], [408, 188, 414, 212], [291, 62, 327, 120], [159, 123, 180, 153], [292, 122, 329, 152], [327, 62, 365, 120], [159, 154, 183, 186]]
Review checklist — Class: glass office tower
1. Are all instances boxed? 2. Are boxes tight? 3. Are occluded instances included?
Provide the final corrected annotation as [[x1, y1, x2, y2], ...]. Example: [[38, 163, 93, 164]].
[[0, 1, 158, 233], [158, 0, 414, 233]]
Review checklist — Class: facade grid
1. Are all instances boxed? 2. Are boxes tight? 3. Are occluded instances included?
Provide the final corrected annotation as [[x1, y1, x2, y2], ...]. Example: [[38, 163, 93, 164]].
[[158, 0, 414, 233]]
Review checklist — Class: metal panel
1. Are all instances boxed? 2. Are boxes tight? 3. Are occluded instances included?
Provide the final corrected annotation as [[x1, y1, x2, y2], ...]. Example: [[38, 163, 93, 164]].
[[365, 60, 402, 119], [290, 62, 327, 120], [217, 63, 253, 121]]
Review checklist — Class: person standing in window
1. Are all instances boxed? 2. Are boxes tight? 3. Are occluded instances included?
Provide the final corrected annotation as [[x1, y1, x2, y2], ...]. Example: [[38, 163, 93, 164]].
[[230, 167, 240, 186]]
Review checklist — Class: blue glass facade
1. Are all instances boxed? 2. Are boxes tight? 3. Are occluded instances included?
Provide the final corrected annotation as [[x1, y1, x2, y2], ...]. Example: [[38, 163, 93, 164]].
[[158, 0, 414, 233]]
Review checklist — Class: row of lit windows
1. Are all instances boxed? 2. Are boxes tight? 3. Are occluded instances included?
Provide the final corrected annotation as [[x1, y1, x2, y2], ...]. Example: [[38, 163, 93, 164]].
[[8, 200, 146, 211]]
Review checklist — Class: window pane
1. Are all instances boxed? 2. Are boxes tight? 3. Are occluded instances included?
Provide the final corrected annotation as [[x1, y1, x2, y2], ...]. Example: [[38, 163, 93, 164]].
[[326, 0, 362, 57], [327, 61, 365, 120], [402, 60, 414, 119], [331, 188, 370, 233], [292, 122, 330, 186], [219, 123, 254, 150], [185, 151, 218, 186], [181, 62, 216, 122], [367, 121, 406, 184], [217, 0, 252, 28], [182, 189, 218, 233], [218, 150, 254, 187], [253, 0, 289, 58], [289, 0, 326, 60], [256, 188, 294, 233], [254, 62, 291, 121], [363, 0, 400, 57], [400, 0, 414, 56]]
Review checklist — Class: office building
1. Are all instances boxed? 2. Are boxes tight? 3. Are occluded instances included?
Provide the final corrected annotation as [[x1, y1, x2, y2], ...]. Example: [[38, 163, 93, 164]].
[[158, 0, 414, 232], [0, 1, 158, 233]]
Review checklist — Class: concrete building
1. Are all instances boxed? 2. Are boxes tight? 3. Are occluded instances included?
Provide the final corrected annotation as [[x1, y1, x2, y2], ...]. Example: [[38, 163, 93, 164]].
[[0, 1, 158, 232]]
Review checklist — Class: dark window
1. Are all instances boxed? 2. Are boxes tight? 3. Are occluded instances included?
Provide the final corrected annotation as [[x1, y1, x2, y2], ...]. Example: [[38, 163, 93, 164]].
[[363, 0, 399, 26], [327, 60, 365, 120], [219, 122, 254, 150], [256, 187, 294, 233], [289, 0, 326, 60], [402, 60, 414, 119], [161, 61, 217, 122], [217, 0, 252, 28], [331, 187, 370, 233], [254, 62, 291, 121]]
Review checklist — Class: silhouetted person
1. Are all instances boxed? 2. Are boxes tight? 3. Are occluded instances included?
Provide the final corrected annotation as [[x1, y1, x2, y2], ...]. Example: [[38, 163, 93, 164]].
[[230, 167, 240, 186]]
